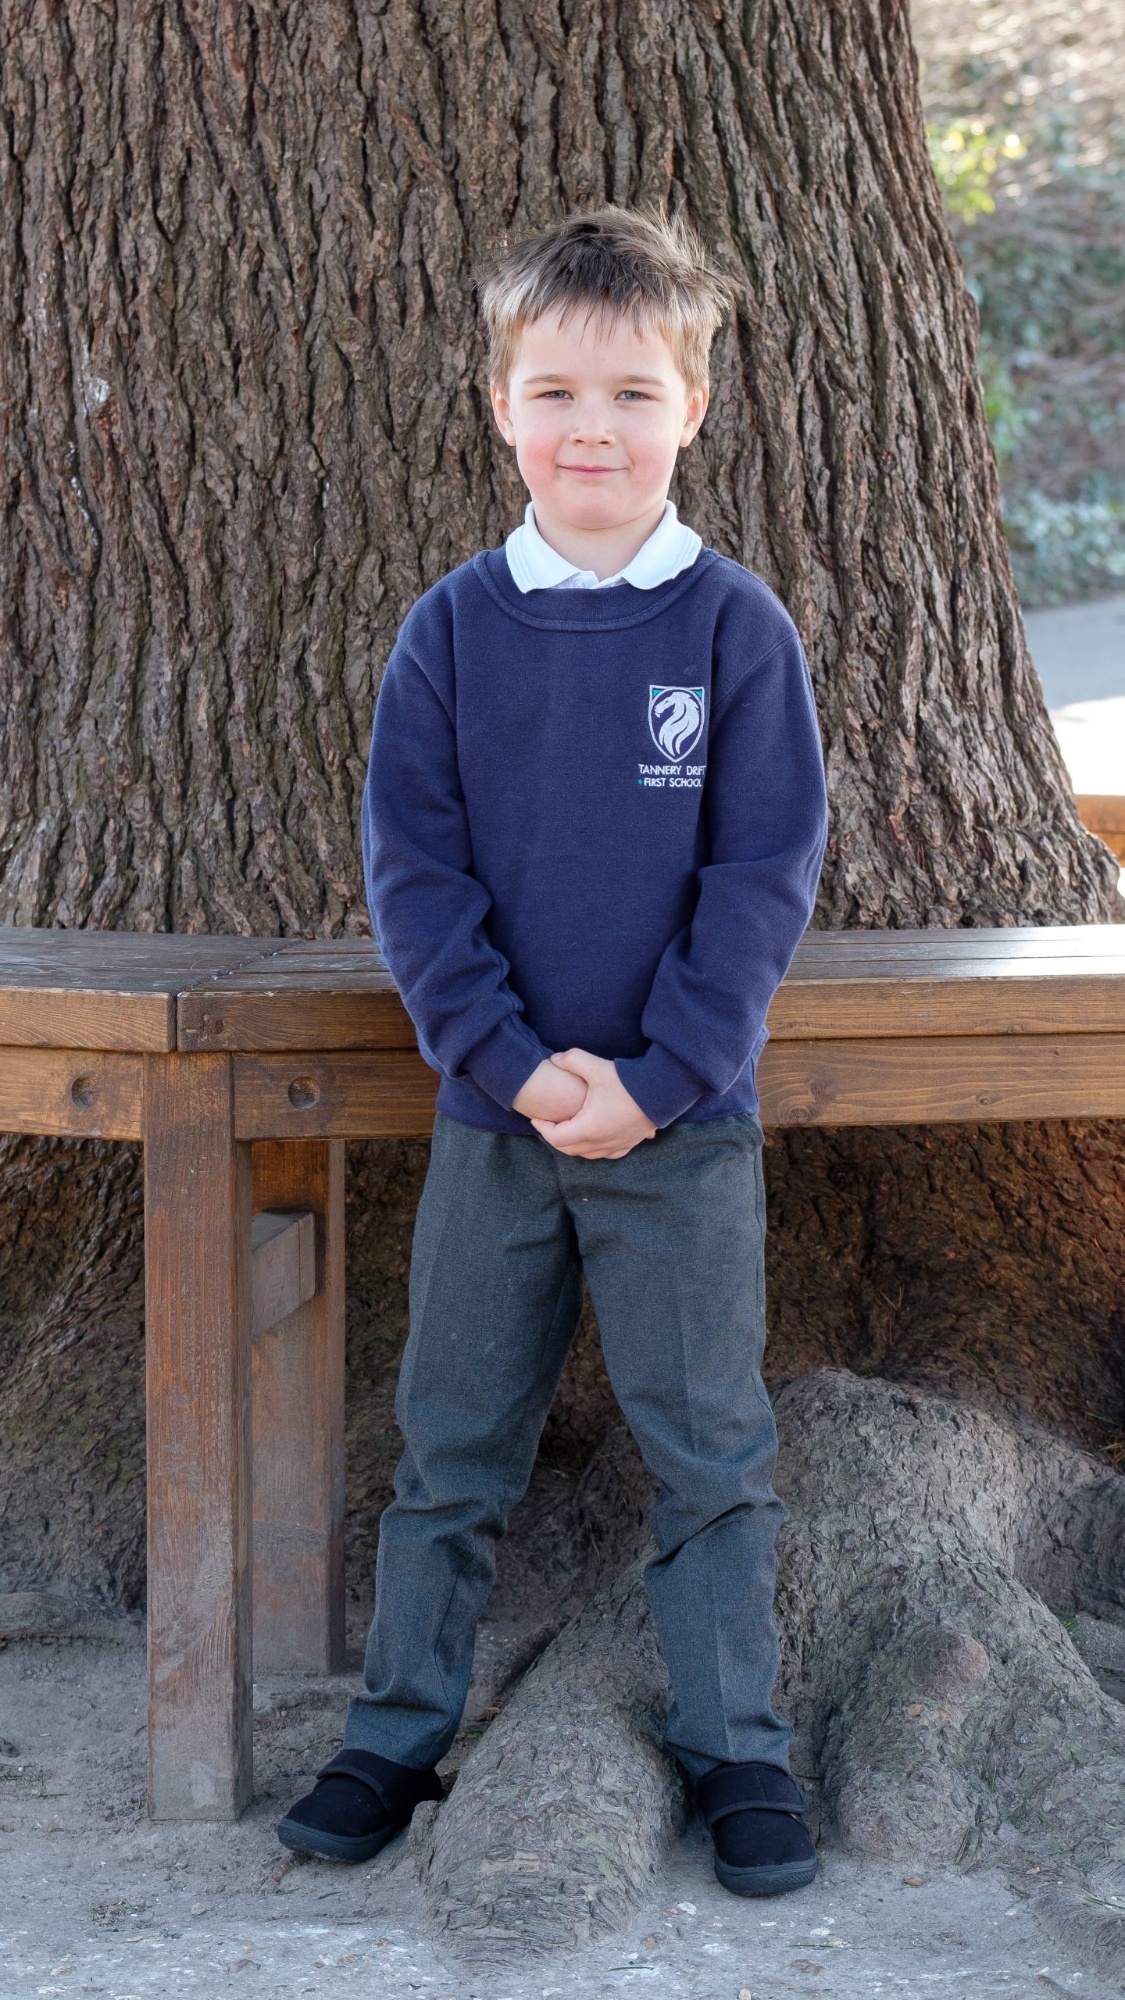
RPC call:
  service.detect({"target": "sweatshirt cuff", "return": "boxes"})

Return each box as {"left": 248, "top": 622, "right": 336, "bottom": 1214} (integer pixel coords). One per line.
{"left": 463, "top": 1015, "right": 552, "bottom": 1111}
{"left": 613, "top": 1043, "right": 705, "bottom": 1128}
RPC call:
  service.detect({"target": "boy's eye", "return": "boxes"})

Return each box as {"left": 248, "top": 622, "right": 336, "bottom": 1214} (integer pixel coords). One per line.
{"left": 534, "top": 388, "right": 650, "bottom": 401}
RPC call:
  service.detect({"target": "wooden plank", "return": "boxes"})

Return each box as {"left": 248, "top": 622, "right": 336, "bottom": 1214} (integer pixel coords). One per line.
{"left": 10, "top": 918, "right": 1125, "bottom": 1061}
{"left": 1076, "top": 797, "right": 1125, "bottom": 861}
{"left": 0, "top": 1049, "right": 143, "bottom": 1139}
{"left": 765, "top": 969, "right": 1125, "bottom": 1041}
{"left": 211, "top": 970, "right": 1125, "bottom": 1055}
{"left": 250, "top": 940, "right": 391, "bottom": 969}
{"left": 231, "top": 1036, "right": 1125, "bottom": 1135}
{"left": 1076, "top": 796, "right": 1125, "bottom": 834}
{"left": 757, "top": 1033, "right": 1125, "bottom": 1127}
{"left": 788, "top": 924, "right": 1125, "bottom": 963}
{"left": 785, "top": 946, "right": 1125, "bottom": 976}
{"left": 200, "top": 955, "right": 1125, "bottom": 1052}
{"left": 778, "top": 958, "right": 1125, "bottom": 988}
{"left": 182, "top": 927, "right": 1125, "bottom": 1052}
{"left": 0, "top": 925, "right": 284, "bottom": 971}
{"left": 233, "top": 1051, "right": 438, "bottom": 1138}
{"left": 0, "top": 930, "right": 285, "bottom": 1051}
{"left": 0, "top": 987, "right": 176, "bottom": 1052}
{"left": 180, "top": 984, "right": 413, "bottom": 1053}
{"left": 250, "top": 1209, "right": 317, "bottom": 1337}
{"left": 179, "top": 938, "right": 410, "bottom": 1052}
{"left": 250, "top": 1143, "right": 346, "bottom": 1674}
{"left": 143, "top": 1054, "right": 253, "bottom": 1821}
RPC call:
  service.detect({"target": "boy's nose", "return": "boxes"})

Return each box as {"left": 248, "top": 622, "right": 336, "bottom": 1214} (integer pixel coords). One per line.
{"left": 570, "top": 414, "right": 615, "bottom": 444}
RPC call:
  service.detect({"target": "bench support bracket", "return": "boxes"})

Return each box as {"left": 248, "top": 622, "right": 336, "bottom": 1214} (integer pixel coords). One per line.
{"left": 250, "top": 1141, "right": 346, "bottom": 1676}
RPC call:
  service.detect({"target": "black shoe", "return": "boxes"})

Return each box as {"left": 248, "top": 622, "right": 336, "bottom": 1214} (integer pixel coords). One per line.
{"left": 697, "top": 1760, "right": 819, "bottom": 1896}
{"left": 277, "top": 1748, "right": 444, "bottom": 1864}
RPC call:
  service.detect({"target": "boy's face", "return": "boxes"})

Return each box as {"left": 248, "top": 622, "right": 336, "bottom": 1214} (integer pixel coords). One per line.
{"left": 490, "top": 306, "right": 708, "bottom": 538}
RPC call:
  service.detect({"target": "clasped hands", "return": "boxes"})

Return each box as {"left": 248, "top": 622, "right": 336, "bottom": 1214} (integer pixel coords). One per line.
{"left": 511, "top": 1050, "right": 657, "bottom": 1159}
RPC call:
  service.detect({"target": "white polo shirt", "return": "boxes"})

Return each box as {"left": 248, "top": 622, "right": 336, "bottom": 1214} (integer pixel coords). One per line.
{"left": 504, "top": 499, "right": 702, "bottom": 593}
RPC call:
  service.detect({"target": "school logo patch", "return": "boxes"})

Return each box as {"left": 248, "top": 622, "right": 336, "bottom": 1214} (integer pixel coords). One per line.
{"left": 649, "top": 685, "right": 705, "bottom": 762}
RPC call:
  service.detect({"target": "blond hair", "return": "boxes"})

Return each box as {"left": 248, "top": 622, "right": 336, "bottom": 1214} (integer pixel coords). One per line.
{"left": 478, "top": 205, "right": 735, "bottom": 393}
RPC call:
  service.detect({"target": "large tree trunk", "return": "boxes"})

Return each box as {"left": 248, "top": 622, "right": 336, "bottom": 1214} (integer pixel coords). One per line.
{"left": 1, "top": 0, "right": 1123, "bottom": 1971}
{"left": 0, "top": 0, "right": 1113, "bottom": 930}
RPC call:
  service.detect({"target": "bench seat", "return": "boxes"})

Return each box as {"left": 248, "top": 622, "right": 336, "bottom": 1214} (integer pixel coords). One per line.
{"left": 2, "top": 920, "right": 1125, "bottom": 1823}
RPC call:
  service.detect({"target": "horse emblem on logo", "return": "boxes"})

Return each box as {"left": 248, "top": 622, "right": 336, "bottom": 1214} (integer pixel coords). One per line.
{"left": 648, "top": 685, "right": 705, "bottom": 762}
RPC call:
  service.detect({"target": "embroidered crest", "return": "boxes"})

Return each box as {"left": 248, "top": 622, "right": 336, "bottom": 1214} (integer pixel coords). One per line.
{"left": 649, "top": 685, "right": 705, "bottom": 762}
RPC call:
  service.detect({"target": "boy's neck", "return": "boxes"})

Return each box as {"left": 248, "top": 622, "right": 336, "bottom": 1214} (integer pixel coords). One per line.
{"left": 528, "top": 497, "right": 670, "bottom": 580}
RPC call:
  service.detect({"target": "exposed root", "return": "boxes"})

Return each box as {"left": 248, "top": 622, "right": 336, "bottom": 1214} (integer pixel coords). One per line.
{"left": 417, "top": 1565, "right": 683, "bottom": 1961}
{"left": 416, "top": 1369, "right": 1125, "bottom": 1968}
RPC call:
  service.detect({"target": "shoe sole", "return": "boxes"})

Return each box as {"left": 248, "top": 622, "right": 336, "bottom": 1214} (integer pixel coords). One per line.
{"left": 276, "top": 1815, "right": 406, "bottom": 1864}
{"left": 714, "top": 1853, "right": 819, "bottom": 1896}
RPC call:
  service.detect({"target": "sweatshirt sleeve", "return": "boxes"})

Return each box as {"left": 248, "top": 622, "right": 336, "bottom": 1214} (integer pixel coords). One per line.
{"left": 613, "top": 620, "right": 828, "bottom": 1127}
{"left": 361, "top": 634, "right": 553, "bottom": 1110}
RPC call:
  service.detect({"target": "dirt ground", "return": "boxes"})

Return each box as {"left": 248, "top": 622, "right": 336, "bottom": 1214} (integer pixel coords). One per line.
{"left": 1, "top": 1633, "right": 1119, "bottom": 2000}
{"left": 3, "top": 1454, "right": 1123, "bottom": 2000}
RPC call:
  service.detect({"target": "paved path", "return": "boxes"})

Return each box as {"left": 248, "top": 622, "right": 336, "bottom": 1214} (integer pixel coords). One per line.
{"left": 1026, "top": 595, "right": 1125, "bottom": 710}
{"left": 1024, "top": 595, "right": 1125, "bottom": 793}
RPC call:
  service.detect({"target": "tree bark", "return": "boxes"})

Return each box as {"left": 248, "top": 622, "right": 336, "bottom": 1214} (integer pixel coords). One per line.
{"left": 429, "top": 1382, "right": 1125, "bottom": 1971}
{"left": 0, "top": 0, "right": 1115, "bottom": 931}
{"left": 1, "top": 0, "right": 1123, "bottom": 1968}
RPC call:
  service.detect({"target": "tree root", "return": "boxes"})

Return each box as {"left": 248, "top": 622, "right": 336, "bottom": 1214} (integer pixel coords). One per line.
{"left": 0, "top": 1592, "right": 142, "bottom": 1646}
{"left": 413, "top": 1564, "right": 684, "bottom": 1960}
{"left": 778, "top": 1370, "right": 1125, "bottom": 1977}
{"left": 416, "top": 1368, "right": 1125, "bottom": 1971}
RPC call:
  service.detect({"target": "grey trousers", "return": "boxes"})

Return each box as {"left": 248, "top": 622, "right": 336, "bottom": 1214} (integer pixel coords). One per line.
{"left": 344, "top": 1109, "right": 794, "bottom": 1780}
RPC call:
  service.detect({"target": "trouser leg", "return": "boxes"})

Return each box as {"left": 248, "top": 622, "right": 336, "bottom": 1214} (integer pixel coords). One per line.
{"left": 564, "top": 1113, "right": 793, "bottom": 1779}
{"left": 344, "top": 1114, "right": 580, "bottom": 1767}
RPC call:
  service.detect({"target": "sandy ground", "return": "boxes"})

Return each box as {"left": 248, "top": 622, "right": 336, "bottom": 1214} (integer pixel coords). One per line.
{"left": 1, "top": 1632, "right": 1122, "bottom": 2000}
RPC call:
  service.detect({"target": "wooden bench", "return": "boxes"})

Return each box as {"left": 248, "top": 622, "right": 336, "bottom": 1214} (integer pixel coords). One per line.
{"left": 1077, "top": 795, "right": 1125, "bottom": 865}
{"left": 4, "top": 920, "right": 1125, "bottom": 1822}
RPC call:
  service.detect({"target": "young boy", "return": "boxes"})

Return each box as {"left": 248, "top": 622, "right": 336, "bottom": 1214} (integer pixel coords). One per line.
{"left": 278, "top": 207, "right": 829, "bottom": 1899}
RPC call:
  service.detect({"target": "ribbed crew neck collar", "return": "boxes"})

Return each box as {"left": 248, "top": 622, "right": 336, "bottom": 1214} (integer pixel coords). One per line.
{"left": 472, "top": 545, "right": 718, "bottom": 630}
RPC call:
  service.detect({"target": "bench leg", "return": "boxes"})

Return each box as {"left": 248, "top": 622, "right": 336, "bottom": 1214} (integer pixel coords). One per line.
{"left": 250, "top": 1140, "right": 346, "bottom": 1673}
{"left": 143, "top": 1054, "right": 253, "bottom": 1821}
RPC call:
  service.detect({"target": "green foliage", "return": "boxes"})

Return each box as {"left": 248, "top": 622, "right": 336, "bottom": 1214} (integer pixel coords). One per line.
{"left": 1003, "top": 490, "right": 1125, "bottom": 607}
{"left": 927, "top": 118, "right": 1025, "bottom": 223}
{"left": 927, "top": 92, "right": 1125, "bottom": 603}
{"left": 959, "top": 160, "right": 1125, "bottom": 361}
{"left": 976, "top": 340, "right": 1031, "bottom": 478}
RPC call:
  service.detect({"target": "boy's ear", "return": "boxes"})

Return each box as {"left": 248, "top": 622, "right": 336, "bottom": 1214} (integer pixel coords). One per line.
{"left": 679, "top": 382, "right": 709, "bottom": 450}
{"left": 490, "top": 379, "right": 517, "bottom": 447}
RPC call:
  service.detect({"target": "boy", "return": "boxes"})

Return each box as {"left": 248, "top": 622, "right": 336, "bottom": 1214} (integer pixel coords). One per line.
{"left": 278, "top": 207, "right": 829, "bottom": 1899}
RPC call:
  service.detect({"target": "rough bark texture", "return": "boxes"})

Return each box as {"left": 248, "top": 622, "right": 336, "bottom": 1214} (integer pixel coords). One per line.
{"left": 0, "top": 0, "right": 1116, "bottom": 929}
{"left": 0, "top": 1136, "right": 145, "bottom": 1607}
{"left": 1, "top": 0, "right": 1124, "bottom": 1970}
{"left": 412, "top": 1564, "right": 686, "bottom": 1957}
{"left": 427, "top": 1378, "right": 1125, "bottom": 1974}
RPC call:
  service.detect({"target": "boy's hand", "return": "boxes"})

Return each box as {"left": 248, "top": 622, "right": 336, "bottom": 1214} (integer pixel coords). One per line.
{"left": 530, "top": 1049, "right": 657, "bottom": 1159}
{"left": 512, "top": 1057, "right": 588, "bottom": 1124}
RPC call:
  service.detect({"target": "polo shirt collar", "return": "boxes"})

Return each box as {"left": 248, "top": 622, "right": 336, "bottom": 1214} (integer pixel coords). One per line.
{"left": 504, "top": 499, "right": 702, "bottom": 593}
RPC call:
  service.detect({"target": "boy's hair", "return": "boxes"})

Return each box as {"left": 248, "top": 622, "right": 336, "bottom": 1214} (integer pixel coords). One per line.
{"left": 479, "top": 205, "right": 736, "bottom": 393}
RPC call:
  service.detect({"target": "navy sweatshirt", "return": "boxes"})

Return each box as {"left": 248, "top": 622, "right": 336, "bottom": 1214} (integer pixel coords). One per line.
{"left": 361, "top": 545, "right": 828, "bottom": 1135}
